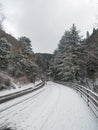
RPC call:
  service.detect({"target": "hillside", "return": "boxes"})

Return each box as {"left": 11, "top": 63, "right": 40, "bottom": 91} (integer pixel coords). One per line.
{"left": 35, "top": 53, "right": 53, "bottom": 79}
{"left": 0, "top": 29, "right": 41, "bottom": 90}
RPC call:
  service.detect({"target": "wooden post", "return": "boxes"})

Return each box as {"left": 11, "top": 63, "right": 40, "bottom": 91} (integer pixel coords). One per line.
{"left": 87, "top": 90, "right": 89, "bottom": 106}
{"left": 81, "top": 92, "right": 82, "bottom": 97}
{"left": 80, "top": 86, "right": 82, "bottom": 97}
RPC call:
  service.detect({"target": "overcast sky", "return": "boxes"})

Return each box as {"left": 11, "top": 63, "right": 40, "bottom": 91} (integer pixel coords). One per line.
{"left": 1, "top": 0, "right": 98, "bottom": 53}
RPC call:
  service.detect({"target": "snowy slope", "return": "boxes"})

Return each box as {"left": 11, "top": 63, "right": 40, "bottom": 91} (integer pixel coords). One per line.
{"left": 0, "top": 81, "right": 98, "bottom": 130}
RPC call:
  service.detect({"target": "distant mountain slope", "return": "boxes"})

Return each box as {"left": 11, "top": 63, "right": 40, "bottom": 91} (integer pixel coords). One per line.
{"left": 35, "top": 53, "right": 53, "bottom": 71}
{"left": 40, "top": 53, "right": 53, "bottom": 60}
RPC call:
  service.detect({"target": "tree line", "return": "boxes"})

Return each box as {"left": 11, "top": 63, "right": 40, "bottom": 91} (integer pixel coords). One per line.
{"left": 50, "top": 24, "right": 98, "bottom": 91}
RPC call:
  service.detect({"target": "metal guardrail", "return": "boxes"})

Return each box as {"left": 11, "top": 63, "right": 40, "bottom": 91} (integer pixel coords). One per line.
{"left": 0, "top": 81, "right": 45, "bottom": 104}
{"left": 72, "top": 83, "right": 98, "bottom": 118}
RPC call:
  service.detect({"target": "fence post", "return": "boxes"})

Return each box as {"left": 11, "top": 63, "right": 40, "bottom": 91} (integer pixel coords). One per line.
{"left": 81, "top": 92, "right": 82, "bottom": 97}
{"left": 87, "top": 90, "right": 89, "bottom": 106}
{"left": 80, "top": 86, "right": 82, "bottom": 97}
{"left": 76, "top": 85, "right": 78, "bottom": 93}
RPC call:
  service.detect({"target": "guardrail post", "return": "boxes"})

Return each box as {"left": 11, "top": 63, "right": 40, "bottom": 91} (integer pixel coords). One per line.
{"left": 80, "top": 86, "right": 82, "bottom": 97}
{"left": 81, "top": 92, "right": 82, "bottom": 97}
{"left": 87, "top": 90, "right": 89, "bottom": 106}
{"left": 76, "top": 85, "right": 78, "bottom": 93}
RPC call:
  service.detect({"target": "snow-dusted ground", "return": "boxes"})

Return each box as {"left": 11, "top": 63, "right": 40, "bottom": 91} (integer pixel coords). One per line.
{"left": 0, "top": 81, "right": 98, "bottom": 130}
{"left": 0, "top": 80, "right": 42, "bottom": 97}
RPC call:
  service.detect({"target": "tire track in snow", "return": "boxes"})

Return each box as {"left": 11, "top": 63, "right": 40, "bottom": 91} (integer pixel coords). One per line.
{"left": 0, "top": 85, "right": 51, "bottom": 129}
{"left": 0, "top": 87, "right": 46, "bottom": 128}
{"left": 40, "top": 85, "right": 61, "bottom": 130}
{"left": 8, "top": 84, "right": 53, "bottom": 130}
{"left": 26, "top": 84, "right": 61, "bottom": 130}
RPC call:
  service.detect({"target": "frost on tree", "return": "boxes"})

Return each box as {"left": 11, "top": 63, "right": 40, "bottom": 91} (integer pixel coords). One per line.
{"left": 52, "top": 24, "right": 86, "bottom": 82}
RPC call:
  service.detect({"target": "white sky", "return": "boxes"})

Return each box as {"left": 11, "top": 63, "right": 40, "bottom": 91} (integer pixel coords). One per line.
{"left": 1, "top": 0, "right": 98, "bottom": 53}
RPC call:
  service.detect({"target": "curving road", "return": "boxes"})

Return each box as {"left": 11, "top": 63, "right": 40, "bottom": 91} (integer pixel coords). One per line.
{"left": 0, "top": 82, "right": 98, "bottom": 130}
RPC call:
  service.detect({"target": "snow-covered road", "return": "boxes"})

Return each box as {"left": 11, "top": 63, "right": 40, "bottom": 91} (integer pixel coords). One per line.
{"left": 0, "top": 82, "right": 98, "bottom": 130}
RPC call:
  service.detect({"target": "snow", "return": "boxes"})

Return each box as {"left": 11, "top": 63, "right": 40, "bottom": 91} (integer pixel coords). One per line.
{"left": 0, "top": 81, "right": 98, "bottom": 130}
{"left": 95, "top": 79, "right": 98, "bottom": 85}
{"left": 0, "top": 80, "right": 42, "bottom": 97}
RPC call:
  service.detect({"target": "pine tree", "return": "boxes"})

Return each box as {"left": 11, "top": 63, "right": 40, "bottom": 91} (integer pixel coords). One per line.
{"left": 53, "top": 24, "right": 84, "bottom": 82}
{"left": 0, "top": 37, "right": 11, "bottom": 70}
{"left": 85, "top": 28, "right": 98, "bottom": 90}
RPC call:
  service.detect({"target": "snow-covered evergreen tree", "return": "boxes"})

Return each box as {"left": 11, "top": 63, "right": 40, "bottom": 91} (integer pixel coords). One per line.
{"left": 0, "top": 37, "right": 11, "bottom": 70}
{"left": 53, "top": 24, "right": 85, "bottom": 82}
